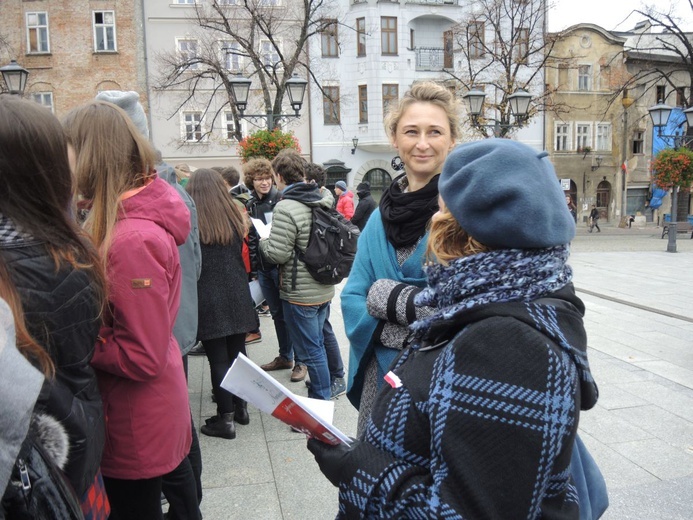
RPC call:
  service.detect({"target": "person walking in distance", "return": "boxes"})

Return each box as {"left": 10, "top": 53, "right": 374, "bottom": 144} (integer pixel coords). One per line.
{"left": 334, "top": 181, "right": 355, "bottom": 220}
{"left": 589, "top": 205, "right": 601, "bottom": 233}
{"left": 351, "top": 181, "right": 378, "bottom": 231}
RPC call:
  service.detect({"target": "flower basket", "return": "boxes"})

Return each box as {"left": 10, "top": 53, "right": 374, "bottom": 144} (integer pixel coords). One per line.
{"left": 651, "top": 148, "right": 693, "bottom": 190}
{"left": 237, "top": 128, "right": 301, "bottom": 163}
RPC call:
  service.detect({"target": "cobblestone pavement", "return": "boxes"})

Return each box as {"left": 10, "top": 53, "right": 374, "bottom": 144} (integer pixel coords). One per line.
{"left": 187, "top": 221, "right": 693, "bottom": 519}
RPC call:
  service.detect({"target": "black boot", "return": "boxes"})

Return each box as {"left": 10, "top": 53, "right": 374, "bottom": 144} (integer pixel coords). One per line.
{"left": 200, "top": 413, "right": 236, "bottom": 439}
{"left": 233, "top": 397, "right": 249, "bottom": 425}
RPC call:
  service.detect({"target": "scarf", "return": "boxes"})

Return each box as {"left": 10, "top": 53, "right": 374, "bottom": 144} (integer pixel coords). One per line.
{"left": 379, "top": 173, "right": 439, "bottom": 248}
{"left": 411, "top": 246, "right": 573, "bottom": 339}
{"left": 0, "top": 213, "right": 33, "bottom": 246}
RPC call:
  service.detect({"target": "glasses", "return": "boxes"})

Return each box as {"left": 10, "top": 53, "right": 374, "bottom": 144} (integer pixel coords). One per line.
{"left": 255, "top": 177, "right": 272, "bottom": 184}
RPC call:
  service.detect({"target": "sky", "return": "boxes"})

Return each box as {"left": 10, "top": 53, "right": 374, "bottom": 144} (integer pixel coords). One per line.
{"left": 548, "top": 0, "right": 692, "bottom": 32}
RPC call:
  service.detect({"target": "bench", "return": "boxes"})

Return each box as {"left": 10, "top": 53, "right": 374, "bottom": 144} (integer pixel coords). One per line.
{"left": 661, "top": 222, "right": 693, "bottom": 239}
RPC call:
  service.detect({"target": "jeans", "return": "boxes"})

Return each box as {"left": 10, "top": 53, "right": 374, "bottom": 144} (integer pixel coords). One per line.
{"left": 203, "top": 334, "right": 246, "bottom": 415}
{"left": 103, "top": 475, "right": 163, "bottom": 520}
{"left": 258, "top": 268, "right": 304, "bottom": 366}
{"left": 282, "top": 300, "right": 331, "bottom": 400}
{"left": 323, "top": 304, "right": 344, "bottom": 380}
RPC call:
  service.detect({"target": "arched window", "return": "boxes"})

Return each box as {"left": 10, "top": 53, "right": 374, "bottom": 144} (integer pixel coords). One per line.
{"left": 363, "top": 168, "right": 392, "bottom": 203}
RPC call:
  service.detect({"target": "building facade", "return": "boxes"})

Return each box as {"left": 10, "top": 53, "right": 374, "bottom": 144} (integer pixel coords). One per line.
{"left": 545, "top": 24, "right": 629, "bottom": 225}
{"left": 0, "top": 1, "right": 146, "bottom": 118}
{"left": 307, "top": 0, "right": 548, "bottom": 198}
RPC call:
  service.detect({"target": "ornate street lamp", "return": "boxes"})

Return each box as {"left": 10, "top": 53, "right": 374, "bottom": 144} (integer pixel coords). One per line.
{"left": 0, "top": 59, "right": 29, "bottom": 96}
{"left": 647, "top": 101, "right": 693, "bottom": 253}
{"left": 228, "top": 73, "right": 307, "bottom": 132}
{"left": 463, "top": 88, "right": 533, "bottom": 137}
{"left": 351, "top": 137, "right": 358, "bottom": 155}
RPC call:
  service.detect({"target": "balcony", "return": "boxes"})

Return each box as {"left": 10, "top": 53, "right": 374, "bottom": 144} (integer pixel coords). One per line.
{"left": 415, "top": 47, "right": 452, "bottom": 71}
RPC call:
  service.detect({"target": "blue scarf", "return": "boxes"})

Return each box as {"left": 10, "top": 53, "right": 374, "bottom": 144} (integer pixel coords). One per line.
{"left": 411, "top": 246, "right": 572, "bottom": 338}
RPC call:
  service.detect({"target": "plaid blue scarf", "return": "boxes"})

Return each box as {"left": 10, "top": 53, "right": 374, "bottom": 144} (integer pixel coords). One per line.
{"left": 411, "top": 245, "right": 572, "bottom": 338}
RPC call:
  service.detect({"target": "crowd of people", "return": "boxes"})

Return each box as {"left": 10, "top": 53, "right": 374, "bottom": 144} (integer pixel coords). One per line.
{"left": 0, "top": 80, "right": 604, "bottom": 520}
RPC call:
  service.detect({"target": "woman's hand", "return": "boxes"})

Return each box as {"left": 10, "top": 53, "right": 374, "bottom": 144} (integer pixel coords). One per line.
{"left": 307, "top": 437, "right": 361, "bottom": 487}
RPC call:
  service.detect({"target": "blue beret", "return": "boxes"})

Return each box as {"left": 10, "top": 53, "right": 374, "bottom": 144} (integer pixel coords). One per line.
{"left": 439, "top": 139, "right": 575, "bottom": 249}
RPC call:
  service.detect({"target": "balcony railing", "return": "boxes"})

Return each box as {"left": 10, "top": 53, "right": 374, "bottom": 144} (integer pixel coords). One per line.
{"left": 415, "top": 47, "right": 452, "bottom": 71}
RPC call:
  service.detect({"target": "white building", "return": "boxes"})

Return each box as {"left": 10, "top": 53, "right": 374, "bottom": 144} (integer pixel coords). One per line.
{"left": 307, "top": 0, "right": 548, "bottom": 196}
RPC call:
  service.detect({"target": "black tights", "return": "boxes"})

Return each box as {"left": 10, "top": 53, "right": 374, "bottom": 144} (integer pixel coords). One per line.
{"left": 103, "top": 475, "right": 163, "bottom": 520}
{"left": 203, "top": 334, "right": 246, "bottom": 414}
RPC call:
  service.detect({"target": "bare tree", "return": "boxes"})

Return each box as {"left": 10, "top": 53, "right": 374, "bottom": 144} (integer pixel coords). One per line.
{"left": 445, "top": 0, "right": 557, "bottom": 137}
{"left": 614, "top": 2, "right": 693, "bottom": 107}
{"left": 154, "top": 0, "right": 336, "bottom": 142}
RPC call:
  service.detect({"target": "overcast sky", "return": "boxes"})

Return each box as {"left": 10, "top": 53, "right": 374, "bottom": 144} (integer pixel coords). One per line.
{"left": 548, "top": 0, "right": 692, "bottom": 32}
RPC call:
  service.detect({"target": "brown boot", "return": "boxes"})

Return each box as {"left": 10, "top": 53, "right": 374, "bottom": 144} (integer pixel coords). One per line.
{"left": 260, "top": 356, "right": 293, "bottom": 371}
{"left": 200, "top": 413, "right": 236, "bottom": 439}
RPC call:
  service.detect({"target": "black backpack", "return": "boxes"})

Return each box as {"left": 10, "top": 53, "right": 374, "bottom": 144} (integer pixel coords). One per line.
{"left": 292, "top": 206, "right": 360, "bottom": 288}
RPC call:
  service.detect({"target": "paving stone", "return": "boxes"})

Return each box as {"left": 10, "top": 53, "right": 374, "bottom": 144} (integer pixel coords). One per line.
{"left": 608, "top": 439, "right": 693, "bottom": 481}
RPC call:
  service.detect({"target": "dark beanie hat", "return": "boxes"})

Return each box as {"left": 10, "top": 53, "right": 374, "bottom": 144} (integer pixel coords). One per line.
{"left": 439, "top": 139, "right": 575, "bottom": 249}
{"left": 356, "top": 181, "right": 371, "bottom": 193}
{"left": 335, "top": 180, "right": 347, "bottom": 191}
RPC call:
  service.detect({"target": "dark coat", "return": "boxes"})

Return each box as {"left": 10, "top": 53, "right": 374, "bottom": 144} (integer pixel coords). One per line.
{"left": 352, "top": 190, "right": 377, "bottom": 231}
{"left": 0, "top": 241, "right": 104, "bottom": 496}
{"left": 338, "top": 285, "right": 595, "bottom": 519}
{"left": 246, "top": 186, "right": 280, "bottom": 273}
{"left": 197, "top": 239, "right": 258, "bottom": 341}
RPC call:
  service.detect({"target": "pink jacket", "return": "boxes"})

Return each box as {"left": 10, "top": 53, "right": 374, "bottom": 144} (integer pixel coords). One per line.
{"left": 337, "top": 190, "right": 355, "bottom": 220}
{"left": 91, "top": 177, "right": 192, "bottom": 480}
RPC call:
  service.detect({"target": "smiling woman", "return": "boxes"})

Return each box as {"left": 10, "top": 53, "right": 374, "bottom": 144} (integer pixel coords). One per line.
{"left": 341, "top": 82, "right": 462, "bottom": 436}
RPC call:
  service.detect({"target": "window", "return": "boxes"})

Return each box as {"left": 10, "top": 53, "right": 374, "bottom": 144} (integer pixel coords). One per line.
{"left": 31, "top": 92, "right": 53, "bottom": 112}
{"left": 675, "top": 87, "right": 686, "bottom": 107}
{"left": 93, "top": 11, "right": 116, "bottom": 52}
{"left": 218, "top": 0, "right": 239, "bottom": 4}
{"left": 260, "top": 40, "right": 280, "bottom": 68}
{"left": 220, "top": 41, "right": 242, "bottom": 72}
{"left": 323, "top": 86, "right": 340, "bottom": 125}
{"left": 175, "top": 0, "right": 196, "bottom": 4}
{"left": 515, "top": 28, "right": 529, "bottom": 63}
{"left": 382, "top": 84, "right": 398, "bottom": 116}
{"left": 356, "top": 18, "right": 366, "bottom": 57}
{"left": 468, "top": 21, "right": 484, "bottom": 59}
{"left": 321, "top": 20, "right": 338, "bottom": 58}
{"left": 358, "top": 85, "right": 368, "bottom": 124}
{"left": 258, "top": 0, "right": 280, "bottom": 6}
{"left": 655, "top": 85, "right": 666, "bottom": 103}
{"left": 555, "top": 124, "right": 569, "bottom": 151}
{"left": 596, "top": 124, "right": 611, "bottom": 151}
{"left": 222, "top": 112, "right": 246, "bottom": 140}
{"left": 26, "top": 12, "right": 49, "bottom": 53}
{"left": 381, "top": 17, "right": 397, "bottom": 56}
{"left": 182, "top": 112, "right": 203, "bottom": 142}
{"left": 576, "top": 123, "right": 591, "bottom": 150}
{"left": 177, "top": 39, "right": 199, "bottom": 69}
{"left": 578, "top": 65, "right": 591, "bottom": 91}
{"left": 632, "top": 131, "right": 644, "bottom": 154}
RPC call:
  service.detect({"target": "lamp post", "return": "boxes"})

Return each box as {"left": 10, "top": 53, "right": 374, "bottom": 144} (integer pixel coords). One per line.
{"left": 351, "top": 137, "right": 358, "bottom": 155}
{"left": 647, "top": 102, "right": 693, "bottom": 253}
{"left": 621, "top": 96, "right": 634, "bottom": 225}
{"left": 462, "top": 88, "right": 532, "bottom": 138}
{"left": 0, "top": 59, "right": 29, "bottom": 96}
{"left": 227, "top": 73, "right": 308, "bottom": 133}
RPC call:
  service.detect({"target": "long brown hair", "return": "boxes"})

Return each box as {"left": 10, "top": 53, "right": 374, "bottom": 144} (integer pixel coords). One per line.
{"left": 0, "top": 96, "right": 106, "bottom": 376}
{"left": 426, "top": 206, "right": 491, "bottom": 265}
{"left": 185, "top": 169, "right": 247, "bottom": 245}
{"left": 62, "top": 100, "right": 157, "bottom": 255}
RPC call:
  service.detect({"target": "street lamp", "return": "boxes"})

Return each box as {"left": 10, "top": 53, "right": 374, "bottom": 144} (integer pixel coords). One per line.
{"left": 351, "top": 137, "right": 358, "bottom": 155}
{"left": 647, "top": 101, "right": 693, "bottom": 253}
{"left": 0, "top": 59, "right": 29, "bottom": 96}
{"left": 228, "top": 73, "right": 308, "bottom": 132}
{"left": 463, "top": 88, "right": 532, "bottom": 137}
{"left": 621, "top": 96, "right": 634, "bottom": 225}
